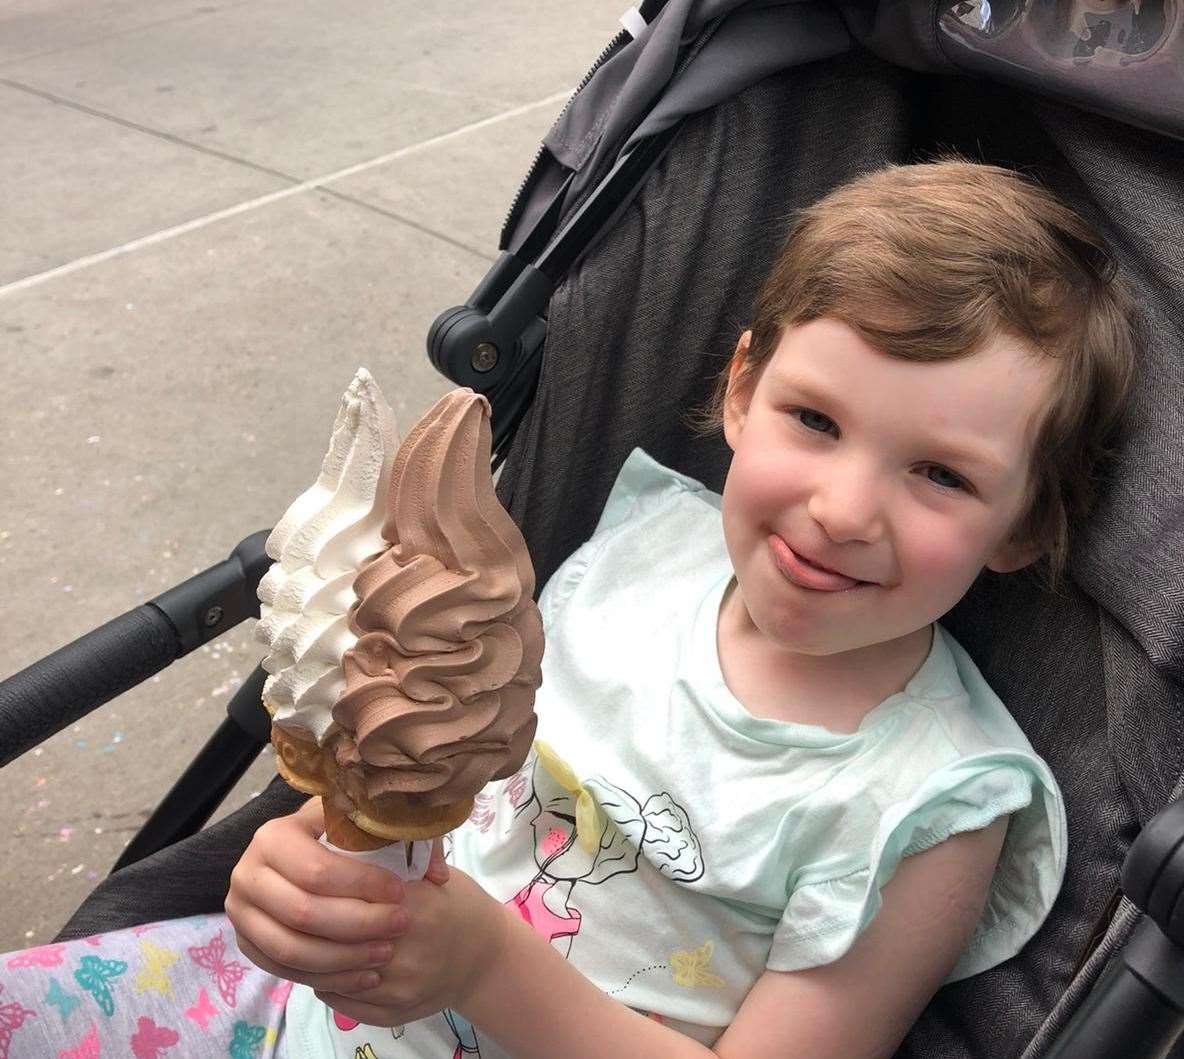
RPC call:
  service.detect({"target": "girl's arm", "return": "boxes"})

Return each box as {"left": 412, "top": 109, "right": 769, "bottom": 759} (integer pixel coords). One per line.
{"left": 714, "top": 816, "right": 1010, "bottom": 1059}
{"left": 459, "top": 816, "right": 1010, "bottom": 1059}
{"left": 459, "top": 901, "right": 715, "bottom": 1059}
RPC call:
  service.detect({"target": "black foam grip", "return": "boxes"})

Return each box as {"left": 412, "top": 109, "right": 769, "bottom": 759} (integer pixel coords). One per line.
{"left": 0, "top": 604, "right": 179, "bottom": 767}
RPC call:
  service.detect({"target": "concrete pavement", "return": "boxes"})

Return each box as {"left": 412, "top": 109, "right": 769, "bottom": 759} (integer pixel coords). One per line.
{"left": 0, "top": 0, "right": 625, "bottom": 952}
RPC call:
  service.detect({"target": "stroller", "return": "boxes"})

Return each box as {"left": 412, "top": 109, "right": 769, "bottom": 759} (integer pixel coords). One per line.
{"left": 1, "top": 0, "right": 1182, "bottom": 1054}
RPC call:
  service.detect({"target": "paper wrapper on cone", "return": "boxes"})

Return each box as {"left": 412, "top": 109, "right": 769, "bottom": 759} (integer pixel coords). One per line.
{"left": 317, "top": 834, "right": 434, "bottom": 882}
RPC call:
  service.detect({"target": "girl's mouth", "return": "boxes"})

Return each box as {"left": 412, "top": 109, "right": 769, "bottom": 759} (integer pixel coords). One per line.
{"left": 769, "top": 535, "right": 870, "bottom": 592}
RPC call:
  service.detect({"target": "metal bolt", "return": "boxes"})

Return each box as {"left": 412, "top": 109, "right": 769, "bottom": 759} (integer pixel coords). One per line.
{"left": 203, "top": 606, "right": 223, "bottom": 628}
{"left": 471, "top": 342, "right": 499, "bottom": 373}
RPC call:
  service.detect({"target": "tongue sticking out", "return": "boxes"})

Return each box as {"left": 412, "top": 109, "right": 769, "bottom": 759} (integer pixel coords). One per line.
{"left": 769, "top": 535, "right": 862, "bottom": 591}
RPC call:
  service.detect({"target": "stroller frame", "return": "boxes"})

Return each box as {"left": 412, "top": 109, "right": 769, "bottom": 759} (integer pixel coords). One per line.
{"left": 2, "top": 1, "right": 1182, "bottom": 1054}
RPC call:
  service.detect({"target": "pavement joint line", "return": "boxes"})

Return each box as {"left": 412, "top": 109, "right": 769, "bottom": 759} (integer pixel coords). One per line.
{"left": 317, "top": 188, "right": 495, "bottom": 263}
{"left": 0, "top": 86, "right": 572, "bottom": 300}
{"left": 4, "top": 74, "right": 496, "bottom": 257}
{"left": 0, "top": 76, "right": 303, "bottom": 185}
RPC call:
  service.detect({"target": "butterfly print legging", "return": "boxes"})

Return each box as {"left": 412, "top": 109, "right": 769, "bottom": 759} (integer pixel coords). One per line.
{"left": 0, "top": 913, "right": 292, "bottom": 1058}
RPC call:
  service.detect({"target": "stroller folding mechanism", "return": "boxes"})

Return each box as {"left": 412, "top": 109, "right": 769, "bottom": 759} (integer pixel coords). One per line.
{"left": 2, "top": 0, "right": 1182, "bottom": 1055}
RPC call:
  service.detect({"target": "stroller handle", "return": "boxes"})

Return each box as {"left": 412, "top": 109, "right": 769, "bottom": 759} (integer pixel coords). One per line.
{"left": 0, "top": 604, "right": 179, "bottom": 768}
{"left": 0, "top": 529, "right": 271, "bottom": 769}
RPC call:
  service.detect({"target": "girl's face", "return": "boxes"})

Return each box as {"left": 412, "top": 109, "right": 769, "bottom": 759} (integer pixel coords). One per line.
{"left": 530, "top": 795, "right": 595, "bottom": 880}
{"left": 720, "top": 317, "right": 1057, "bottom": 662}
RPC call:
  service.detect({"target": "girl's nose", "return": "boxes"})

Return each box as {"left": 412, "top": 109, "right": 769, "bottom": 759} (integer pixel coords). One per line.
{"left": 805, "top": 463, "right": 886, "bottom": 545}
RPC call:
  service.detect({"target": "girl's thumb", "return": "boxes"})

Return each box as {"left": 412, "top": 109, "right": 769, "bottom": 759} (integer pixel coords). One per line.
{"left": 425, "top": 837, "right": 450, "bottom": 885}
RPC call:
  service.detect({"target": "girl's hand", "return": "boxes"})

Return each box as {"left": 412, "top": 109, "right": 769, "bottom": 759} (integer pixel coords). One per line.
{"left": 314, "top": 862, "right": 511, "bottom": 1027}
{"left": 224, "top": 797, "right": 450, "bottom": 996}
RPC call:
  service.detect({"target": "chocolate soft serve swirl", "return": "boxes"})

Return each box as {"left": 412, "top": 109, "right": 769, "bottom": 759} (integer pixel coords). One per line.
{"left": 332, "top": 389, "right": 543, "bottom": 812}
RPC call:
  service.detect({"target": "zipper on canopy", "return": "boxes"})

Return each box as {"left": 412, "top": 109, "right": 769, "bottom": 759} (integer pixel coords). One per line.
{"left": 500, "top": 26, "right": 631, "bottom": 251}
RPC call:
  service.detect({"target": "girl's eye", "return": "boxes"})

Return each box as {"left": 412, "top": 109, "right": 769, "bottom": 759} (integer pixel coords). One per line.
{"left": 792, "top": 408, "right": 837, "bottom": 435}
{"left": 925, "top": 465, "right": 968, "bottom": 492}
{"left": 790, "top": 407, "right": 975, "bottom": 497}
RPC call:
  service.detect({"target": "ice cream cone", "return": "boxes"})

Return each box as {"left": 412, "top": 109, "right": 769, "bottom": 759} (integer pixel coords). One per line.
{"left": 341, "top": 791, "right": 475, "bottom": 843}
{"left": 257, "top": 376, "right": 542, "bottom": 865}
{"left": 270, "top": 721, "right": 334, "bottom": 797}
{"left": 320, "top": 796, "right": 395, "bottom": 852}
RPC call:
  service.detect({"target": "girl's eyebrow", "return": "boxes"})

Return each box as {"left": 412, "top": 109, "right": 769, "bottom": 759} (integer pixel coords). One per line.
{"left": 932, "top": 442, "right": 1009, "bottom": 480}
{"left": 771, "top": 371, "right": 849, "bottom": 416}
{"left": 772, "top": 372, "right": 1011, "bottom": 478}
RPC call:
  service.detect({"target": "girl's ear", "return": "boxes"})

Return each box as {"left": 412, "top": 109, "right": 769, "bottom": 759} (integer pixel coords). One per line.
{"left": 723, "top": 331, "right": 754, "bottom": 451}
{"left": 984, "top": 535, "right": 1045, "bottom": 574}
{"left": 986, "top": 498, "right": 1050, "bottom": 574}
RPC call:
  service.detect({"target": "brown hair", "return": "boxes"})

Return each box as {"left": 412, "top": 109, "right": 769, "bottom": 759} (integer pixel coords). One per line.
{"left": 686, "top": 157, "right": 1140, "bottom": 596}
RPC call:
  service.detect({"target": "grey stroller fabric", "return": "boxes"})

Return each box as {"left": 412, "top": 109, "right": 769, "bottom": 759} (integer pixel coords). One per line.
{"left": 56, "top": 37, "right": 1184, "bottom": 1059}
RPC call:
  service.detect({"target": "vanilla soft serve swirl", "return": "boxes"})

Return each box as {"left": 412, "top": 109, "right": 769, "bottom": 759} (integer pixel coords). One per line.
{"left": 255, "top": 368, "right": 398, "bottom": 743}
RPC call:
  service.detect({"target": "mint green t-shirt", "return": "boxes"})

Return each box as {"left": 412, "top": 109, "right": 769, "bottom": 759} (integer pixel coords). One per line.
{"left": 286, "top": 447, "right": 1067, "bottom": 1057}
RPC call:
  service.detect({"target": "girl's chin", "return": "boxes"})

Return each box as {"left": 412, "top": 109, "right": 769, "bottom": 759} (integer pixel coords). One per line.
{"left": 745, "top": 602, "right": 841, "bottom": 651}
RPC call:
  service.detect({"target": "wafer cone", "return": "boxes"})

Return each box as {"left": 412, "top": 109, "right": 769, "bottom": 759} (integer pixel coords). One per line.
{"left": 271, "top": 715, "right": 474, "bottom": 844}
{"left": 339, "top": 789, "right": 475, "bottom": 844}
{"left": 328, "top": 755, "right": 475, "bottom": 842}
{"left": 320, "top": 796, "right": 394, "bottom": 852}
{"left": 270, "top": 720, "right": 334, "bottom": 797}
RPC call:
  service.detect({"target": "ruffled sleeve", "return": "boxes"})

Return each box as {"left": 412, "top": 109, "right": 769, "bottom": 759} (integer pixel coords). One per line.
{"left": 593, "top": 447, "right": 720, "bottom": 538}
{"left": 539, "top": 447, "right": 718, "bottom": 627}
{"left": 767, "top": 753, "right": 1067, "bottom": 983}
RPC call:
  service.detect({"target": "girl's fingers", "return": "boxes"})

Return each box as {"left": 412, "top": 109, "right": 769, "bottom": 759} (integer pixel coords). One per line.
{"left": 247, "top": 865, "right": 406, "bottom": 944}
{"left": 314, "top": 990, "right": 403, "bottom": 1029}
{"left": 258, "top": 818, "right": 405, "bottom": 904}
{"left": 235, "top": 933, "right": 384, "bottom": 996}
{"left": 225, "top": 894, "right": 396, "bottom": 975}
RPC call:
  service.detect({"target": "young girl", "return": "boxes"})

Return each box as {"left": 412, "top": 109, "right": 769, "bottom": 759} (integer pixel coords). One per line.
{"left": 0, "top": 159, "right": 1138, "bottom": 1058}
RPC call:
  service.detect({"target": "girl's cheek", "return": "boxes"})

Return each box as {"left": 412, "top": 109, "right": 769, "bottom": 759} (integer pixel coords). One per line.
{"left": 540, "top": 828, "right": 569, "bottom": 857}
{"left": 895, "top": 528, "right": 989, "bottom": 615}
{"left": 900, "top": 521, "right": 967, "bottom": 576}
